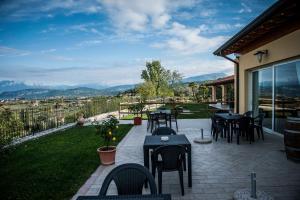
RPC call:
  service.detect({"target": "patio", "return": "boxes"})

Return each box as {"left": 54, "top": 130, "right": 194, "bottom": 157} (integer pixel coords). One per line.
{"left": 73, "top": 119, "right": 300, "bottom": 200}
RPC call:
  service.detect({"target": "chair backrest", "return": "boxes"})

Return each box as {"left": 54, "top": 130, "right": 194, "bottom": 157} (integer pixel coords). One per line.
{"left": 152, "top": 145, "right": 186, "bottom": 171}
{"left": 99, "top": 163, "right": 157, "bottom": 196}
{"left": 152, "top": 127, "right": 177, "bottom": 135}
{"left": 243, "top": 111, "right": 253, "bottom": 117}
{"left": 238, "top": 116, "right": 251, "bottom": 130}
{"left": 257, "top": 113, "right": 265, "bottom": 126}
{"left": 171, "top": 109, "right": 179, "bottom": 118}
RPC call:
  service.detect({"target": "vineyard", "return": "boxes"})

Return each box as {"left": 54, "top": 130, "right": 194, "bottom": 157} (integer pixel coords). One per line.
{"left": 0, "top": 97, "right": 120, "bottom": 147}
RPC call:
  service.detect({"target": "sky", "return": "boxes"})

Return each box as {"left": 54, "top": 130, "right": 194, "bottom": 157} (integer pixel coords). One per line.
{"left": 0, "top": 0, "right": 276, "bottom": 86}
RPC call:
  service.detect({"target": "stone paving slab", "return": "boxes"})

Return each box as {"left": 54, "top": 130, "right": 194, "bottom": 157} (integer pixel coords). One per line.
{"left": 73, "top": 119, "right": 300, "bottom": 200}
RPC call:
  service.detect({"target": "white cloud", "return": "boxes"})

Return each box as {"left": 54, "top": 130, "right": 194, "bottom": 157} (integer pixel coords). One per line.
{"left": 77, "top": 40, "right": 102, "bottom": 47}
{"left": 1, "top": 0, "right": 103, "bottom": 20}
{"left": 0, "top": 46, "right": 31, "bottom": 57}
{"left": 40, "top": 48, "right": 57, "bottom": 54}
{"left": 152, "top": 22, "right": 227, "bottom": 55}
{"left": 199, "top": 9, "right": 217, "bottom": 17}
{"left": 238, "top": 3, "right": 252, "bottom": 13}
{"left": 101, "top": 0, "right": 196, "bottom": 31}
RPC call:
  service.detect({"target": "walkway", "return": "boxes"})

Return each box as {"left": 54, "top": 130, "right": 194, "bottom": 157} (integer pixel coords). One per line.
{"left": 73, "top": 119, "right": 300, "bottom": 200}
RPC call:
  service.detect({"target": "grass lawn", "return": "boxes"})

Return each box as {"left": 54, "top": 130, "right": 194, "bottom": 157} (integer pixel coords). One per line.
{"left": 162, "top": 103, "right": 213, "bottom": 119}
{"left": 0, "top": 124, "right": 133, "bottom": 200}
{"left": 120, "top": 103, "right": 213, "bottom": 120}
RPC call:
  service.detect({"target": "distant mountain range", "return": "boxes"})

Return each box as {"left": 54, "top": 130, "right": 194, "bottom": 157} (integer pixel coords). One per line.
{"left": 182, "top": 72, "right": 226, "bottom": 83}
{"left": 0, "top": 72, "right": 229, "bottom": 100}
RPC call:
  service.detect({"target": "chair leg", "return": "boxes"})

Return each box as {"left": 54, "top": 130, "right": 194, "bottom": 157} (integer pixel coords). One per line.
{"left": 175, "top": 120, "right": 178, "bottom": 132}
{"left": 158, "top": 170, "right": 162, "bottom": 194}
{"left": 183, "top": 155, "right": 186, "bottom": 171}
{"left": 256, "top": 126, "right": 260, "bottom": 139}
{"left": 237, "top": 130, "right": 240, "bottom": 145}
{"left": 178, "top": 169, "right": 184, "bottom": 196}
{"left": 260, "top": 127, "right": 264, "bottom": 140}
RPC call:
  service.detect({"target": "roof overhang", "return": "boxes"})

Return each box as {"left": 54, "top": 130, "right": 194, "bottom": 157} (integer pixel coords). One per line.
{"left": 214, "top": 0, "right": 300, "bottom": 56}
{"left": 205, "top": 75, "right": 234, "bottom": 86}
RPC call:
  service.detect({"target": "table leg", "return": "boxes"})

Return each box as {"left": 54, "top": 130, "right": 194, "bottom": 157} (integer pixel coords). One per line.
{"left": 227, "top": 121, "right": 231, "bottom": 143}
{"left": 143, "top": 146, "right": 149, "bottom": 188}
{"left": 187, "top": 145, "right": 192, "bottom": 187}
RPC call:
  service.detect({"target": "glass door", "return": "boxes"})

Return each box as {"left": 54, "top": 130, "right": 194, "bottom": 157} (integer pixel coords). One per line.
{"left": 274, "top": 60, "right": 300, "bottom": 133}
{"left": 251, "top": 59, "right": 300, "bottom": 134}
{"left": 252, "top": 68, "right": 273, "bottom": 130}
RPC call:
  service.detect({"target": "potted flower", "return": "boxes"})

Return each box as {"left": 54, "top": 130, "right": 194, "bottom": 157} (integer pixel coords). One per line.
{"left": 128, "top": 103, "right": 144, "bottom": 125}
{"left": 93, "top": 115, "right": 119, "bottom": 165}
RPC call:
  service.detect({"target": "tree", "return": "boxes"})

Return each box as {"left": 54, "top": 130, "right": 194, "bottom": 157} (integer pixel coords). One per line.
{"left": 188, "top": 82, "right": 198, "bottom": 100}
{"left": 196, "top": 85, "right": 210, "bottom": 102}
{"left": 137, "top": 81, "right": 156, "bottom": 101}
{"left": 140, "top": 61, "right": 173, "bottom": 98}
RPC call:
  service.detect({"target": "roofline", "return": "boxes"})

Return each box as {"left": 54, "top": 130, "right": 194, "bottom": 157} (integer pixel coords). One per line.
{"left": 213, "top": 0, "right": 286, "bottom": 56}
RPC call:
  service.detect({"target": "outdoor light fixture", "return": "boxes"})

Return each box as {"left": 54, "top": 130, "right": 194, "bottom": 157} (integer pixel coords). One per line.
{"left": 254, "top": 50, "right": 268, "bottom": 63}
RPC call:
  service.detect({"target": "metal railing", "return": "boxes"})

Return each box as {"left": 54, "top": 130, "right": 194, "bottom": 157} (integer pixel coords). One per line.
{"left": 0, "top": 98, "right": 120, "bottom": 141}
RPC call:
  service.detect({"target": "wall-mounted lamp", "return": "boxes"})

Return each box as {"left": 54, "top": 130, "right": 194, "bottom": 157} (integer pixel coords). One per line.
{"left": 234, "top": 53, "right": 241, "bottom": 60}
{"left": 254, "top": 50, "right": 268, "bottom": 63}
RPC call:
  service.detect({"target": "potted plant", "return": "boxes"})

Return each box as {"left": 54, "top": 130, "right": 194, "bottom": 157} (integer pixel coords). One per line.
{"left": 93, "top": 115, "right": 119, "bottom": 165}
{"left": 128, "top": 103, "right": 144, "bottom": 125}
{"left": 77, "top": 112, "right": 85, "bottom": 126}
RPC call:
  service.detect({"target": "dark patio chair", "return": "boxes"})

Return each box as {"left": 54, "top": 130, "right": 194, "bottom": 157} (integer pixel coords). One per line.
{"left": 146, "top": 110, "right": 156, "bottom": 132}
{"left": 99, "top": 163, "right": 157, "bottom": 196}
{"left": 211, "top": 115, "right": 226, "bottom": 141}
{"left": 253, "top": 113, "right": 265, "bottom": 140}
{"left": 153, "top": 112, "right": 168, "bottom": 130}
{"left": 170, "top": 109, "right": 179, "bottom": 131}
{"left": 243, "top": 111, "right": 253, "bottom": 117}
{"left": 152, "top": 127, "right": 176, "bottom": 136}
{"left": 232, "top": 116, "right": 251, "bottom": 144}
{"left": 151, "top": 145, "right": 186, "bottom": 196}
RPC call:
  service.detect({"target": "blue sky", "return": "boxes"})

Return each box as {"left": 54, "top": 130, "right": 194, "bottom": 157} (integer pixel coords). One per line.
{"left": 0, "top": 0, "right": 276, "bottom": 86}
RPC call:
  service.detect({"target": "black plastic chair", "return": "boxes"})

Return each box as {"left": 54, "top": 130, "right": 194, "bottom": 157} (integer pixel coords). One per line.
{"left": 170, "top": 109, "right": 179, "bottom": 131}
{"left": 243, "top": 111, "right": 253, "bottom": 117}
{"left": 152, "top": 127, "right": 177, "bottom": 136}
{"left": 211, "top": 115, "right": 226, "bottom": 141}
{"left": 151, "top": 145, "right": 186, "bottom": 196}
{"left": 146, "top": 110, "right": 155, "bottom": 132}
{"left": 253, "top": 113, "right": 265, "bottom": 140}
{"left": 153, "top": 112, "right": 168, "bottom": 131}
{"left": 233, "top": 116, "right": 251, "bottom": 144}
{"left": 99, "top": 163, "right": 157, "bottom": 196}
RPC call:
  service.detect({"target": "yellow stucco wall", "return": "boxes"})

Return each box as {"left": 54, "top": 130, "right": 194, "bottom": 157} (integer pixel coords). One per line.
{"left": 237, "top": 29, "right": 300, "bottom": 113}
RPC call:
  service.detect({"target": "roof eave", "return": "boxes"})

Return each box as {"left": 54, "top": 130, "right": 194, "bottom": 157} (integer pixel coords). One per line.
{"left": 213, "top": 0, "right": 286, "bottom": 56}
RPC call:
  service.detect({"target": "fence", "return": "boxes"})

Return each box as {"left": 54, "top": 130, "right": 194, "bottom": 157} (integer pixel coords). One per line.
{"left": 0, "top": 98, "right": 120, "bottom": 141}
{"left": 119, "top": 101, "right": 233, "bottom": 119}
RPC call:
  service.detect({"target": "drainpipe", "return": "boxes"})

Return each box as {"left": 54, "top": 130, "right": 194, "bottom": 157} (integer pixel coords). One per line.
{"left": 220, "top": 53, "right": 239, "bottom": 113}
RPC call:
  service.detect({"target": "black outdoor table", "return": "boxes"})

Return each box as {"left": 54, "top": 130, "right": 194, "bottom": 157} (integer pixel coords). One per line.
{"left": 76, "top": 194, "right": 171, "bottom": 200}
{"left": 214, "top": 113, "right": 254, "bottom": 143}
{"left": 143, "top": 135, "right": 192, "bottom": 187}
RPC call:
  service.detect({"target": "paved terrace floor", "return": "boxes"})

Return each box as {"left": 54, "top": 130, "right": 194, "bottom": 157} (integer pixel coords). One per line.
{"left": 73, "top": 119, "right": 300, "bottom": 200}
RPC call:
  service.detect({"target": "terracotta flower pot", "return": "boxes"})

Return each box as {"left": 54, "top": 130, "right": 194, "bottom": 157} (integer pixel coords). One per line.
{"left": 97, "top": 146, "right": 116, "bottom": 165}
{"left": 77, "top": 117, "right": 85, "bottom": 126}
{"left": 134, "top": 117, "right": 142, "bottom": 125}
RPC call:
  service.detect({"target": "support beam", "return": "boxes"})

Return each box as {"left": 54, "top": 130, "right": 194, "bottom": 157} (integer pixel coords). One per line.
{"left": 221, "top": 84, "right": 227, "bottom": 103}
{"left": 210, "top": 86, "right": 217, "bottom": 102}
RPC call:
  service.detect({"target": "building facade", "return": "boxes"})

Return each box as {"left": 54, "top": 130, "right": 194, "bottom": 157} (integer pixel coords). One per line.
{"left": 214, "top": 0, "right": 300, "bottom": 134}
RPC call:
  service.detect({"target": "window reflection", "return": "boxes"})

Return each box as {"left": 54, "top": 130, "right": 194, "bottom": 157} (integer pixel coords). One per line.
{"left": 275, "top": 61, "right": 300, "bottom": 133}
